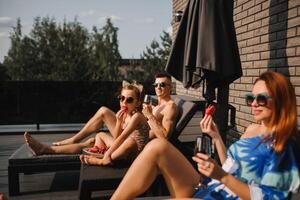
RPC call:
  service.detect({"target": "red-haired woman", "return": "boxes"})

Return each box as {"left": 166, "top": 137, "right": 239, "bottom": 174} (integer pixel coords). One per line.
{"left": 111, "top": 71, "right": 300, "bottom": 200}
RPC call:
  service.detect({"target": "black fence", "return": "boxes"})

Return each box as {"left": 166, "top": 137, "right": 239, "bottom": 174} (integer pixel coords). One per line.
{"left": 0, "top": 81, "right": 155, "bottom": 125}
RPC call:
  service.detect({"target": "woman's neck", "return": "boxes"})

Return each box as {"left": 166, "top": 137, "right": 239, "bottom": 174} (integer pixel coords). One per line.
{"left": 259, "top": 121, "right": 274, "bottom": 136}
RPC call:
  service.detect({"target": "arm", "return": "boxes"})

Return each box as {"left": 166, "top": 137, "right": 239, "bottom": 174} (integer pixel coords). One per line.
{"left": 104, "top": 113, "right": 143, "bottom": 162}
{"left": 111, "top": 110, "right": 126, "bottom": 138}
{"left": 194, "top": 141, "right": 298, "bottom": 200}
{"left": 144, "top": 103, "right": 178, "bottom": 139}
{"left": 193, "top": 153, "right": 251, "bottom": 200}
{"left": 200, "top": 114, "right": 227, "bottom": 164}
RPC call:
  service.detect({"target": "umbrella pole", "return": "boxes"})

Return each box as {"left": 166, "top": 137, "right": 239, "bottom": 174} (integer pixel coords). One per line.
{"left": 215, "top": 84, "right": 229, "bottom": 146}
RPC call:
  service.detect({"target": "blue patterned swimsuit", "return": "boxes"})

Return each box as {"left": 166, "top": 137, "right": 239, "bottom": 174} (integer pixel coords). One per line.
{"left": 193, "top": 135, "right": 300, "bottom": 199}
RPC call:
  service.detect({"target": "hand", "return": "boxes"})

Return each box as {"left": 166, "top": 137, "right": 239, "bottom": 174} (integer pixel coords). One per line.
{"left": 192, "top": 153, "right": 227, "bottom": 181}
{"left": 116, "top": 109, "right": 127, "bottom": 124}
{"left": 102, "top": 153, "right": 113, "bottom": 165}
{"left": 142, "top": 103, "right": 153, "bottom": 119}
{"left": 199, "top": 114, "right": 220, "bottom": 140}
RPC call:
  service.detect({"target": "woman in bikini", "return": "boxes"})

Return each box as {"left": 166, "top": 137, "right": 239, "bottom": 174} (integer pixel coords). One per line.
{"left": 24, "top": 81, "right": 150, "bottom": 166}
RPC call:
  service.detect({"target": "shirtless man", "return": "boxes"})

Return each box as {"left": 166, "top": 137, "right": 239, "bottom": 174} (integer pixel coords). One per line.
{"left": 53, "top": 72, "right": 178, "bottom": 146}
{"left": 142, "top": 73, "right": 178, "bottom": 139}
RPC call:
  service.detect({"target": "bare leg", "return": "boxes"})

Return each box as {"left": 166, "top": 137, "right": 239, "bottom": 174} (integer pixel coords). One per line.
{"left": 24, "top": 132, "right": 95, "bottom": 155}
{"left": 111, "top": 137, "right": 139, "bottom": 161}
{"left": 111, "top": 139, "right": 200, "bottom": 200}
{"left": 80, "top": 136, "right": 139, "bottom": 165}
{"left": 94, "top": 132, "right": 114, "bottom": 148}
{"left": 53, "top": 106, "right": 117, "bottom": 145}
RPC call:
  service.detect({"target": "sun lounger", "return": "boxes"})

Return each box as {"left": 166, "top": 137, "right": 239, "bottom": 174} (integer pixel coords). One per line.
{"left": 8, "top": 143, "right": 81, "bottom": 195}
{"left": 78, "top": 97, "right": 199, "bottom": 200}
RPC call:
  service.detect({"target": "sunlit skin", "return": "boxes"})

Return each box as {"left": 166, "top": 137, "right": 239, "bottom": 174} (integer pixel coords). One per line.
{"left": 250, "top": 80, "right": 272, "bottom": 125}
{"left": 141, "top": 76, "right": 178, "bottom": 139}
{"left": 80, "top": 89, "right": 144, "bottom": 165}
{"left": 154, "top": 77, "right": 172, "bottom": 98}
{"left": 118, "top": 89, "right": 141, "bottom": 124}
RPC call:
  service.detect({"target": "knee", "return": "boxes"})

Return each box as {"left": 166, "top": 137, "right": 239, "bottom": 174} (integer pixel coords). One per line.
{"left": 95, "top": 132, "right": 106, "bottom": 138}
{"left": 143, "top": 138, "right": 170, "bottom": 156}
{"left": 95, "top": 106, "right": 110, "bottom": 118}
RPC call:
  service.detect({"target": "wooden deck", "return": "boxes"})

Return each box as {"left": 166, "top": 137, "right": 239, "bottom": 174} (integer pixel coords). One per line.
{"left": 0, "top": 111, "right": 202, "bottom": 200}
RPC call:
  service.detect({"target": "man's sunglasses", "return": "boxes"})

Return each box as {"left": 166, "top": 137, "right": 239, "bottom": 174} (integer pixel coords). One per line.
{"left": 117, "top": 95, "right": 135, "bottom": 104}
{"left": 153, "top": 82, "right": 170, "bottom": 88}
{"left": 245, "top": 93, "right": 271, "bottom": 106}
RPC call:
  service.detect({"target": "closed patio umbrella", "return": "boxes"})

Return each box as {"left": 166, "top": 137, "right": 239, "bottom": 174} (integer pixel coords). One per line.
{"left": 166, "top": 0, "right": 242, "bottom": 102}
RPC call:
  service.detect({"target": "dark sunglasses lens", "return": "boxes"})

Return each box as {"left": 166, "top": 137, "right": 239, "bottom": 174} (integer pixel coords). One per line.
{"left": 153, "top": 82, "right": 167, "bottom": 88}
{"left": 256, "top": 95, "right": 268, "bottom": 106}
{"left": 159, "top": 82, "right": 166, "bottom": 88}
{"left": 126, "top": 97, "right": 134, "bottom": 104}
{"left": 245, "top": 95, "right": 254, "bottom": 106}
{"left": 118, "top": 95, "right": 125, "bottom": 102}
{"left": 118, "top": 95, "right": 134, "bottom": 104}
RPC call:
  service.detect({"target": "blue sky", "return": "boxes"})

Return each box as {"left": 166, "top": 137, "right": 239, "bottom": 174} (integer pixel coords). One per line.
{"left": 0, "top": 0, "right": 172, "bottom": 62}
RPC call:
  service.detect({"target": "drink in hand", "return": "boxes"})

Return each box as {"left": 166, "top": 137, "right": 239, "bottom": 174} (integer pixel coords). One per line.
{"left": 144, "top": 95, "right": 151, "bottom": 105}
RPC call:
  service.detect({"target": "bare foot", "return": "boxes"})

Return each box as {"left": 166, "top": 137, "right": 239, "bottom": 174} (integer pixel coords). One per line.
{"left": 84, "top": 137, "right": 95, "bottom": 146}
{"left": 24, "top": 132, "right": 53, "bottom": 155}
{"left": 52, "top": 137, "right": 75, "bottom": 146}
{"left": 80, "top": 155, "right": 102, "bottom": 165}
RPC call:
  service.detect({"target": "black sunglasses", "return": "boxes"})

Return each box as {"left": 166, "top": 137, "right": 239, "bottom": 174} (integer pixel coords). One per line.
{"left": 245, "top": 93, "right": 271, "bottom": 106}
{"left": 117, "top": 95, "right": 135, "bottom": 104}
{"left": 153, "top": 82, "right": 170, "bottom": 88}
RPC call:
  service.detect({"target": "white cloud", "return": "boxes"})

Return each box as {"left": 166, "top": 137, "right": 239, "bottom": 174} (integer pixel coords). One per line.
{"left": 0, "top": 17, "right": 15, "bottom": 28}
{"left": 97, "top": 15, "right": 123, "bottom": 24}
{"left": 133, "top": 17, "right": 154, "bottom": 24}
{"left": 0, "top": 32, "right": 9, "bottom": 38}
{"left": 79, "top": 10, "right": 96, "bottom": 17}
{"left": 110, "top": 15, "right": 122, "bottom": 22}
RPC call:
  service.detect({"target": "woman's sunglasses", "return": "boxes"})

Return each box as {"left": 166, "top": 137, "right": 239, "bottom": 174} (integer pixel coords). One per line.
{"left": 152, "top": 82, "right": 170, "bottom": 88}
{"left": 245, "top": 93, "right": 271, "bottom": 106}
{"left": 117, "top": 95, "right": 135, "bottom": 104}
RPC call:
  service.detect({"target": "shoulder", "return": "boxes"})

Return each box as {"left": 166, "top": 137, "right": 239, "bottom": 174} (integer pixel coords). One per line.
{"left": 161, "top": 101, "right": 178, "bottom": 118}
{"left": 241, "top": 124, "right": 261, "bottom": 139}
{"left": 165, "top": 101, "right": 178, "bottom": 112}
{"left": 132, "top": 112, "right": 148, "bottom": 123}
{"left": 130, "top": 112, "right": 144, "bottom": 121}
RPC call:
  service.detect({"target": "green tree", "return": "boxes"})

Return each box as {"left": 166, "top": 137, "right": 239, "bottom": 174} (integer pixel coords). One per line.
{"left": 89, "top": 18, "right": 121, "bottom": 81}
{"left": 3, "top": 17, "right": 121, "bottom": 81}
{"left": 138, "top": 30, "right": 172, "bottom": 81}
{"left": 4, "top": 18, "right": 23, "bottom": 80}
{"left": 157, "top": 30, "right": 172, "bottom": 67}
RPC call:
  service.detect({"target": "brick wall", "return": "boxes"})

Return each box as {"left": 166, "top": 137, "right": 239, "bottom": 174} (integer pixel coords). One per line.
{"left": 172, "top": 0, "right": 300, "bottom": 133}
